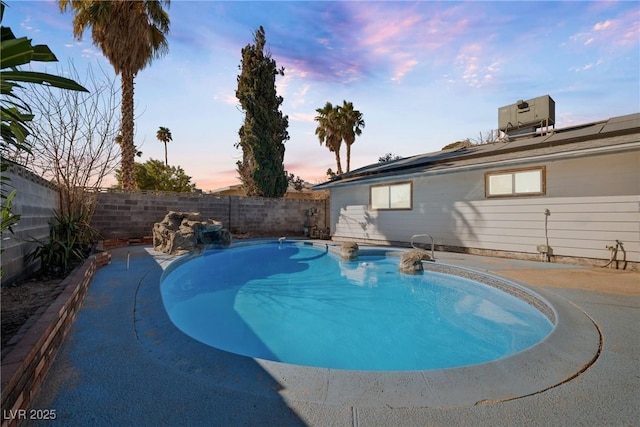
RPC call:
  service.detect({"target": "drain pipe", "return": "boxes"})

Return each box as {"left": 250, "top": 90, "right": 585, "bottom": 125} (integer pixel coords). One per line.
{"left": 538, "top": 209, "right": 551, "bottom": 262}
{"left": 544, "top": 209, "right": 550, "bottom": 247}
{"left": 602, "top": 240, "right": 625, "bottom": 269}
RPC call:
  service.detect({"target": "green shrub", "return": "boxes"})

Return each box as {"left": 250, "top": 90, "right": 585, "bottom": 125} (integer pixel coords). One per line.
{"left": 27, "top": 210, "right": 97, "bottom": 278}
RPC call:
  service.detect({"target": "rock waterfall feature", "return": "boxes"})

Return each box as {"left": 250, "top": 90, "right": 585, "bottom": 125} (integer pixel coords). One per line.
{"left": 153, "top": 211, "right": 231, "bottom": 255}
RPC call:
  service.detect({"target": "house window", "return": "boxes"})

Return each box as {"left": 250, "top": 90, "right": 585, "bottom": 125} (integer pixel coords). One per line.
{"left": 370, "top": 182, "right": 412, "bottom": 209}
{"left": 486, "top": 167, "right": 545, "bottom": 197}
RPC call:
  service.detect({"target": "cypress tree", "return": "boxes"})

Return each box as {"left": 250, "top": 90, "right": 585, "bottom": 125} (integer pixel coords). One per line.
{"left": 235, "top": 26, "right": 289, "bottom": 197}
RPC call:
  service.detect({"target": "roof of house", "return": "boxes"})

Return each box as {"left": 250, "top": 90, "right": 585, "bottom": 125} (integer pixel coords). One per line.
{"left": 313, "top": 112, "right": 640, "bottom": 190}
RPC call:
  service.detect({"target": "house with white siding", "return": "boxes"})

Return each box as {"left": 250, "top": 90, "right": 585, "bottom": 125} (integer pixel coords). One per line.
{"left": 314, "top": 104, "right": 640, "bottom": 269}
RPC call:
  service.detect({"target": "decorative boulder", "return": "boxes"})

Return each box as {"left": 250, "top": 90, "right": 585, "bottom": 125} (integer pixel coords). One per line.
{"left": 153, "top": 211, "right": 232, "bottom": 255}
{"left": 341, "top": 242, "right": 359, "bottom": 260}
{"left": 399, "top": 249, "right": 432, "bottom": 274}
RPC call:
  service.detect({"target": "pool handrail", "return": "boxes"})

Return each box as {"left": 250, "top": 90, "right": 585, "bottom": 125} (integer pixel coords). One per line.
{"left": 411, "top": 234, "right": 435, "bottom": 260}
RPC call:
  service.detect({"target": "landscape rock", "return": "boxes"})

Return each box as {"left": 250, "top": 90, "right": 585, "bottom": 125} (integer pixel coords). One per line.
{"left": 153, "top": 211, "right": 231, "bottom": 255}
{"left": 341, "top": 242, "right": 359, "bottom": 260}
{"left": 399, "top": 249, "right": 431, "bottom": 274}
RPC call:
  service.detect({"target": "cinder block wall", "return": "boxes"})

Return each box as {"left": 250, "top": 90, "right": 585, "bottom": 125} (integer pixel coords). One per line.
{"left": 90, "top": 191, "right": 328, "bottom": 240}
{"left": 0, "top": 162, "right": 59, "bottom": 286}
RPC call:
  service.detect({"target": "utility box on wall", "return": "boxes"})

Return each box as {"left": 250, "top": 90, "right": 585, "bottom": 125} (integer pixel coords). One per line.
{"left": 499, "top": 95, "right": 555, "bottom": 133}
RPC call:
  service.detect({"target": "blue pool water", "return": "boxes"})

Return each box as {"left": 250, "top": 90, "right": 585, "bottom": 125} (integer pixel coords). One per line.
{"left": 160, "top": 243, "right": 553, "bottom": 371}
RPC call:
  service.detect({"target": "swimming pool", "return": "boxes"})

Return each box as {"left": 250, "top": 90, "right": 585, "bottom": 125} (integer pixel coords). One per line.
{"left": 160, "top": 242, "right": 553, "bottom": 371}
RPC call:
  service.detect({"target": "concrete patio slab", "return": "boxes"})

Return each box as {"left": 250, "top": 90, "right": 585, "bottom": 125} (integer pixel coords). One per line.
{"left": 22, "top": 243, "right": 640, "bottom": 426}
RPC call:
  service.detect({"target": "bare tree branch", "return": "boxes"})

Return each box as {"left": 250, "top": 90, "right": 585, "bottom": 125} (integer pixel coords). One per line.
{"left": 14, "top": 60, "right": 121, "bottom": 217}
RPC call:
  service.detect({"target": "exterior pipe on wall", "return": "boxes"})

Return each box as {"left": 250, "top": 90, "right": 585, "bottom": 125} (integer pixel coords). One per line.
{"left": 603, "top": 240, "right": 626, "bottom": 269}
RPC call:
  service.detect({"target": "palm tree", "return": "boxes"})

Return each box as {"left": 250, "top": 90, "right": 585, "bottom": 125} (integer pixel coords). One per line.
{"left": 314, "top": 102, "right": 343, "bottom": 175}
{"left": 59, "top": 0, "right": 170, "bottom": 190}
{"left": 156, "top": 126, "right": 172, "bottom": 166}
{"left": 337, "top": 100, "right": 365, "bottom": 173}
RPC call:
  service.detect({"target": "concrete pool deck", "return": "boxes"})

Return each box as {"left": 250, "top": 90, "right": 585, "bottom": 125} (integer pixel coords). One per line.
{"left": 24, "top": 244, "right": 639, "bottom": 426}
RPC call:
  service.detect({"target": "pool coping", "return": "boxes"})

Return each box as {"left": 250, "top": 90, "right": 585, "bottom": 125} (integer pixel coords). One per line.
{"left": 138, "top": 240, "right": 602, "bottom": 409}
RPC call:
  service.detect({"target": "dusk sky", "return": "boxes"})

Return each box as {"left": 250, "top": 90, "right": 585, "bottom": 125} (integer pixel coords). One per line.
{"left": 5, "top": 1, "right": 639, "bottom": 190}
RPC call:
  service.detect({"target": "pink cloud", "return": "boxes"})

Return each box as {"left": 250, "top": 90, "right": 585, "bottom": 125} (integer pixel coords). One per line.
{"left": 422, "top": 6, "right": 472, "bottom": 50}
{"left": 455, "top": 43, "right": 500, "bottom": 88}
{"left": 570, "top": 12, "right": 640, "bottom": 48}
{"left": 569, "top": 58, "right": 604, "bottom": 72}
{"left": 391, "top": 55, "right": 419, "bottom": 81}
{"left": 195, "top": 169, "right": 240, "bottom": 192}
{"left": 284, "top": 163, "right": 332, "bottom": 184}
{"left": 350, "top": 3, "right": 475, "bottom": 82}
{"left": 221, "top": 92, "right": 237, "bottom": 106}
{"left": 269, "top": 3, "right": 487, "bottom": 84}
{"left": 361, "top": 15, "right": 422, "bottom": 49}
{"left": 194, "top": 163, "right": 330, "bottom": 191}
{"left": 593, "top": 20, "right": 612, "bottom": 31}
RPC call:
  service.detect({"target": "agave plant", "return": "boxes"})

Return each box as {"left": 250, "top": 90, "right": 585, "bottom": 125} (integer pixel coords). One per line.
{"left": 27, "top": 210, "right": 97, "bottom": 278}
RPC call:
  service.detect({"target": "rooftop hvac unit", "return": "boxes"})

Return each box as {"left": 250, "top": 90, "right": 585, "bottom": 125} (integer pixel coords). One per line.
{"left": 498, "top": 95, "right": 555, "bottom": 136}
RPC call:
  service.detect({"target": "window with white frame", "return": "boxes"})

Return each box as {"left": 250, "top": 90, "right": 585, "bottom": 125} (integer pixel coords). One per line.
{"left": 370, "top": 182, "right": 412, "bottom": 209}
{"left": 485, "top": 166, "right": 545, "bottom": 197}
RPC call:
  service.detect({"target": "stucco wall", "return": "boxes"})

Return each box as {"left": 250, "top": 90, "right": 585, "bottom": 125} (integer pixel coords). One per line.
{"left": 330, "top": 149, "right": 640, "bottom": 265}
{"left": 1, "top": 162, "right": 59, "bottom": 286}
{"left": 90, "top": 191, "right": 329, "bottom": 240}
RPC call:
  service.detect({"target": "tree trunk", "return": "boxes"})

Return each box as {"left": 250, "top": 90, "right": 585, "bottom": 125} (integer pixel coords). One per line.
{"left": 164, "top": 143, "right": 168, "bottom": 166}
{"left": 334, "top": 150, "right": 343, "bottom": 175}
{"left": 120, "top": 70, "right": 136, "bottom": 190}
{"left": 346, "top": 143, "right": 351, "bottom": 173}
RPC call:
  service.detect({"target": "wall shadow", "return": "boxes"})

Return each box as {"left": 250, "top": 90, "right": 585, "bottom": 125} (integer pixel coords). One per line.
{"left": 27, "top": 246, "right": 307, "bottom": 426}
{"left": 135, "top": 245, "right": 310, "bottom": 426}
{"left": 159, "top": 243, "right": 330, "bottom": 363}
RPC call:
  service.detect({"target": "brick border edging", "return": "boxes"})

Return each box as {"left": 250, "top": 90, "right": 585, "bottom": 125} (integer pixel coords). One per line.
{"left": 0, "top": 251, "right": 111, "bottom": 427}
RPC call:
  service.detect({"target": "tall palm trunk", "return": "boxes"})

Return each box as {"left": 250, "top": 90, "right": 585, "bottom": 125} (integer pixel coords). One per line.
{"left": 164, "top": 143, "right": 168, "bottom": 166}
{"left": 120, "top": 69, "right": 136, "bottom": 190}
{"left": 59, "top": 0, "right": 170, "bottom": 192}
{"left": 334, "top": 149, "right": 343, "bottom": 175}
{"left": 346, "top": 144, "right": 351, "bottom": 173}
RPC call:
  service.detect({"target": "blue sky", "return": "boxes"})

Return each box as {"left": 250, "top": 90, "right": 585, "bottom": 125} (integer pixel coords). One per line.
{"left": 5, "top": 1, "right": 639, "bottom": 190}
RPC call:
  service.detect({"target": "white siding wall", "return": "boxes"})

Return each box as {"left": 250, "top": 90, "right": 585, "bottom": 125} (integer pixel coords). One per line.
{"left": 331, "top": 150, "right": 640, "bottom": 263}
